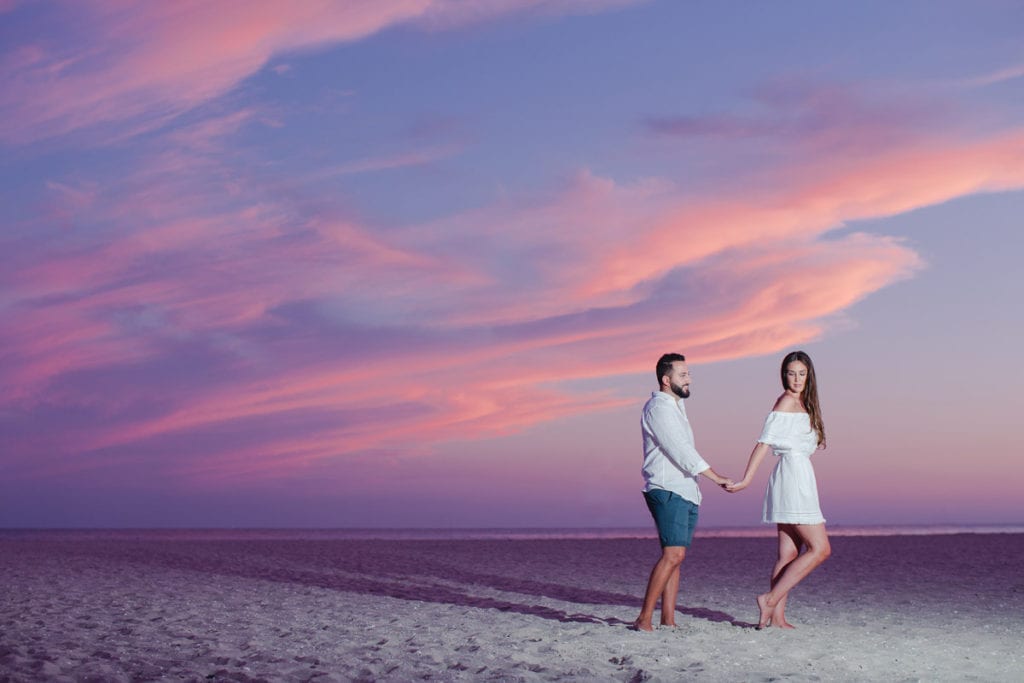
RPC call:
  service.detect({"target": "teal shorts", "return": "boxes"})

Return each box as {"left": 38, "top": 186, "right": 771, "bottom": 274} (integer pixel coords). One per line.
{"left": 644, "top": 489, "right": 699, "bottom": 548}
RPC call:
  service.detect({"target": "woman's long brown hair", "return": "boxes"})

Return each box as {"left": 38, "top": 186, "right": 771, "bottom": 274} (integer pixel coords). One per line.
{"left": 781, "top": 350, "right": 826, "bottom": 448}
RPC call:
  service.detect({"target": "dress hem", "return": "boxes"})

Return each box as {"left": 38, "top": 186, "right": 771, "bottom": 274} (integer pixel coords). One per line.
{"left": 762, "top": 518, "right": 826, "bottom": 525}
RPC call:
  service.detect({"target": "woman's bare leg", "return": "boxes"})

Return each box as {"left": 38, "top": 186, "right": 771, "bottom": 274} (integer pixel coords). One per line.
{"left": 769, "top": 525, "right": 801, "bottom": 628}
{"left": 757, "top": 523, "right": 830, "bottom": 628}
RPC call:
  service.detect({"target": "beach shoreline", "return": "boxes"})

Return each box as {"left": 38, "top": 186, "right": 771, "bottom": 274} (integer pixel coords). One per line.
{"left": 3, "top": 533, "right": 1022, "bottom": 681}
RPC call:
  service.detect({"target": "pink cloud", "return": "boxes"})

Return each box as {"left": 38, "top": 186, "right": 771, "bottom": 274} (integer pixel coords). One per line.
{"left": 645, "top": 82, "right": 939, "bottom": 156}
{"left": 583, "top": 129, "right": 1024, "bottom": 300}
{"left": 5, "top": 61, "right": 1024, "bottom": 486}
{"left": 0, "top": 0, "right": 640, "bottom": 143}
{"left": 956, "top": 63, "right": 1024, "bottom": 88}
{"left": 164, "top": 109, "right": 256, "bottom": 152}
{"left": 19, "top": 226, "right": 917, "bottom": 484}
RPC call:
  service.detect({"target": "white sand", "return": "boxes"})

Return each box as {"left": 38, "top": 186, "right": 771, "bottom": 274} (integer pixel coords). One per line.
{"left": 1, "top": 532, "right": 1022, "bottom": 681}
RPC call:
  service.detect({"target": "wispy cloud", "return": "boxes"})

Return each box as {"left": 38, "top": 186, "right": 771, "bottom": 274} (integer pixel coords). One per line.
{"left": 0, "top": 0, "right": 641, "bottom": 144}
{"left": 2, "top": 4, "right": 1021, "bottom": 499}
{"left": 311, "top": 145, "right": 464, "bottom": 178}
{"left": 12, "top": 116, "right": 1024, "bottom": 483}
{"left": 643, "top": 82, "right": 938, "bottom": 153}
{"left": 956, "top": 63, "right": 1024, "bottom": 88}
{"left": 645, "top": 115, "right": 776, "bottom": 139}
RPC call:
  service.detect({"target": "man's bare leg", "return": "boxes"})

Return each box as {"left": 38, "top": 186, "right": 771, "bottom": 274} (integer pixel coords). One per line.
{"left": 769, "top": 525, "right": 801, "bottom": 628}
{"left": 757, "top": 523, "right": 830, "bottom": 628}
{"left": 660, "top": 564, "right": 681, "bottom": 626}
{"left": 633, "top": 546, "right": 685, "bottom": 631}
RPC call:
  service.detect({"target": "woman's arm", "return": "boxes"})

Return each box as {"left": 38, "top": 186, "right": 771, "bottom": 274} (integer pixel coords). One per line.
{"left": 725, "top": 442, "right": 772, "bottom": 492}
{"left": 699, "top": 466, "right": 733, "bottom": 489}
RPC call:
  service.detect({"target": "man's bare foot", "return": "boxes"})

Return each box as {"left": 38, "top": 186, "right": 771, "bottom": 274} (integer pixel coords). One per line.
{"left": 756, "top": 593, "right": 773, "bottom": 629}
{"left": 631, "top": 618, "right": 654, "bottom": 632}
{"left": 659, "top": 621, "right": 677, "bottom": 628}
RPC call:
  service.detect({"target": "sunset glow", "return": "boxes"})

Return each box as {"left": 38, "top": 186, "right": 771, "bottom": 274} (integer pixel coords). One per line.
{"left": 2, "top": 1, "right": 1022, "bottom": 528}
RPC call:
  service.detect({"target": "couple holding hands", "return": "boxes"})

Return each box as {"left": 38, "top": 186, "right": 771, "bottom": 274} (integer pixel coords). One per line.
{"left": 634, "top": 351, "right": 831, "bottom": 632}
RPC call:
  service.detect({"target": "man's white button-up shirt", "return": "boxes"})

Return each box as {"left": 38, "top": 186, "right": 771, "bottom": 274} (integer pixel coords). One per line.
{"left": 641, "top": 391, "right": 710, "bottom": 505}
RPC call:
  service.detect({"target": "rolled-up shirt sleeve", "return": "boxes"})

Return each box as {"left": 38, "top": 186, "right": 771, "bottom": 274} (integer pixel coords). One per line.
{"left": 645, "top": 400, "right": 710, "bottom": 476}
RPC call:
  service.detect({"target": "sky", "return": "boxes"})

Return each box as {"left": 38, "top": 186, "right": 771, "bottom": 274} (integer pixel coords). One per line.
{"left": 2, "top": 0, "right": 1023, "bottom": 529}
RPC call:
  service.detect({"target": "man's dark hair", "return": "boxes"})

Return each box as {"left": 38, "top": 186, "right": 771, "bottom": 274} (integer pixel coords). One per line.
{"left": 656, "top": 353, "right": 686, "bottom": 386}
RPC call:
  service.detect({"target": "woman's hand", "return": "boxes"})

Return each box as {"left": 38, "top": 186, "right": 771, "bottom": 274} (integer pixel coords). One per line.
{"left": 725, "top": 479, "right": 749, "bottom": 493}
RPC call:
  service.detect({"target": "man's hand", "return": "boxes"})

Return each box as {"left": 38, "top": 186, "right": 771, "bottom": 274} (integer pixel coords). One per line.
{"left": 702, "top": 467, "right": 733, "bottom": 490}
{"left": 725, "top": 479, "right": 749, "bottom": 493}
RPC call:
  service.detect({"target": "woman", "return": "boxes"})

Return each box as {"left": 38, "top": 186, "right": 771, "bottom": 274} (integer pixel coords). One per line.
{"left": 727, "top": 350, "right": 831, "bottom": 629}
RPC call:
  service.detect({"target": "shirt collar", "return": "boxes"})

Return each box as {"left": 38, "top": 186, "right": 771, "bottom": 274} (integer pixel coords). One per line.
{"left": 651, "top": 390, "right": 684, "bottom": 407}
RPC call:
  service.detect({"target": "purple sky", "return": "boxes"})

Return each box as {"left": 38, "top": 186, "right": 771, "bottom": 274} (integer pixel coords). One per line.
{"left": 2, "top": 1, "right": 1023, "bottom": 528}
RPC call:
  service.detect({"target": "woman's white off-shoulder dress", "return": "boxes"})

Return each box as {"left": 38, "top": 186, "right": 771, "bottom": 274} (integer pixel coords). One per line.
{"left": 759, "top": 411, "right": 825, "bottom": 525}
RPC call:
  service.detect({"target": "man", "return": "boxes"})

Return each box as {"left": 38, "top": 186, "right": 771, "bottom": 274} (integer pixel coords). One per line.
{"left": 633, "top": 352, "right": 732, "bottom": 631}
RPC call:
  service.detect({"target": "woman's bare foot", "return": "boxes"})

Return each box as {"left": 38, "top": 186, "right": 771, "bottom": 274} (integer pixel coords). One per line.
{"left": 771, "top": 606, "right": 795, "bottom": 628}
{"left": 756, "top": 593, "right": 774, "bottom": 629}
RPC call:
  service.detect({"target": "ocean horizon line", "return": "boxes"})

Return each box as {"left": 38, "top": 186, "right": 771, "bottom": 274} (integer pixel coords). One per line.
{"left": 2, "top": 523, "right": 1023, "bottom": 541}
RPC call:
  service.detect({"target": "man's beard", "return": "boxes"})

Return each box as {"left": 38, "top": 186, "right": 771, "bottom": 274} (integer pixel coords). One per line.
{"left": 670, "top": 382, "right": 690, "bottom": 399}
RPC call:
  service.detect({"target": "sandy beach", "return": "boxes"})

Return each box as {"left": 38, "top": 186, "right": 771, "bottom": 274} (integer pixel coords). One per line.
{"left": 1, "top": 531, "right": 1022, "bottom": 682}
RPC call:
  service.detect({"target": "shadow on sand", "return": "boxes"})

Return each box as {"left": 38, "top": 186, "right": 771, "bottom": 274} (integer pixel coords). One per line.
{"left": 95, "top": 540, "right": 754, "bottom": 628}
